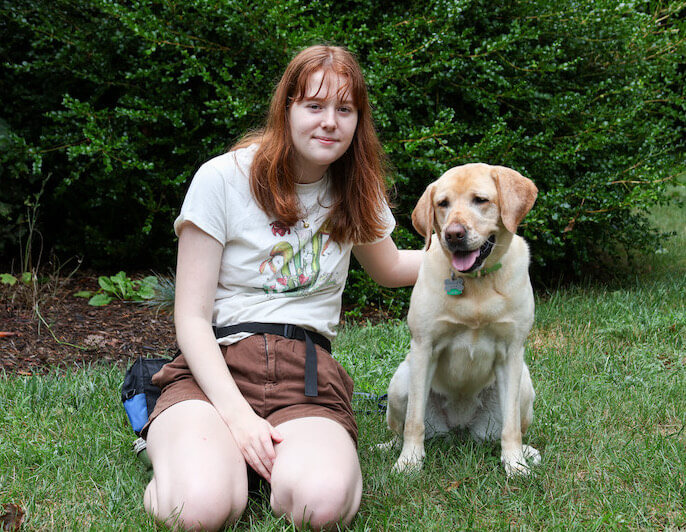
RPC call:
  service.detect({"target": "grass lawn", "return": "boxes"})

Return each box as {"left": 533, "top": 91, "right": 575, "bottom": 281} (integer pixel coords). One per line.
{"left": 1, "top": 185, "right": 684, "bottom": 530}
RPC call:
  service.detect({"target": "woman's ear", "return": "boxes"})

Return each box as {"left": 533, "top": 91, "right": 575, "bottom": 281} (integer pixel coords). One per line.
{"left": 412, "top": 183, "right": 436, "bottom": 250}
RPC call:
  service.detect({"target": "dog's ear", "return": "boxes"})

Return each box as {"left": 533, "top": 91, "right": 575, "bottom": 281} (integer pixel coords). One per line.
{"left": 412, "top": 183, "right": 436, "bottom": 250}
{"left": 492, "top": 166, "right": 538, "bottom": 233}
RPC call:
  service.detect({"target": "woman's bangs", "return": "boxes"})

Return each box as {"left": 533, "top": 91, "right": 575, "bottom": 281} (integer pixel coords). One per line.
{"left": 294, "top": 64, "right": 362, "bottom": 107}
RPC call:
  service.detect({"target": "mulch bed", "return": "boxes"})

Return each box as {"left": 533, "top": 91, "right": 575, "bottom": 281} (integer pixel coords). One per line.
{"left": 0, "top": 274, "right": 177, "bottom": 375}
{"left": 0, "top": 273, "right": 392, "bottom": 376}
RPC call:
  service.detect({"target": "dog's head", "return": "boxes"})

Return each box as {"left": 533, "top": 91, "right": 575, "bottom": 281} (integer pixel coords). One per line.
{"left": 412, "top": 163, "right": 538, "bottom": 273}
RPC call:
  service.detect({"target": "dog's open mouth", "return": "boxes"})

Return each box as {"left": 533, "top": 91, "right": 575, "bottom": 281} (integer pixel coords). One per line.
{"left": 451, "top": 235, "right": 496, "bottom": 273}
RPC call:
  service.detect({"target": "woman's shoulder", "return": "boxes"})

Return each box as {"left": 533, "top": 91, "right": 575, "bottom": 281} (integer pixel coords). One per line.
{"left": 187, "top": 144, "right": 258, "bottom": 201}
{"left": 199, "top": 143, "right": 258, "bottom": 181}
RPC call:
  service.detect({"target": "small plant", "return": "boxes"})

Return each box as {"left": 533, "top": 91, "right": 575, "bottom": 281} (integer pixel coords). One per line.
{"left": 1, "top": 256, "right": 82, "bottom": 312}
{"left": 1, "top": 271, "right": 38, "bottom": 311}
{"left": 0, "top": 272, "right": 33, "bottom": 286}
{"left": 140, "top": 271, "right": 175, "bottom": 316}
{"left": 75, "top": 271, "right": 158, "bottom": 306}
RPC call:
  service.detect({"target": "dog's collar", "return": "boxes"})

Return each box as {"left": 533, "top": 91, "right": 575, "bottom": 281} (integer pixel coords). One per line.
{"left": 444, "top": 263, "right": 502, "bottom": 295}
{"left": 463, "top": 262, "right": 502, "bottom": 278}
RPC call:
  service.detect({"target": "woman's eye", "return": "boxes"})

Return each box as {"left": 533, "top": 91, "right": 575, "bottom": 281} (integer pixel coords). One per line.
{"left": 338, "top": 106, "right": 351, "bottom": 113}
{"left": 306, "top": 103, "right": 321, "bottom": 110}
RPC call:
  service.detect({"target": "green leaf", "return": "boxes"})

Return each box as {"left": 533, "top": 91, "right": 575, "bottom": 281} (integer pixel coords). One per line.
{"left": 136, "top": 284, "right": 156, "bottom": 300}
{"left": 112, "top": 271, "right": 128, "bottom": 283}
{"left": 98, "top": 276, "right": 116, "bottom": 293}
{"left": 136, "top": 275, "right": 159, "bottom": 300}
{"left": 140, "top": 275, "right": 159, "bottom": 287}
{"left": 73, "top": 291, "right": 93, "bottom": 298}
{"left": 112, "top": 271, "right": 131, "bottom": 298}
{"left": 1, "top": 273, "right": 17, "bottom": 286}
{"left": 88, "top": 293, "right": 113, "bottom": 306}
{"left": 21, "top": 272, "right": 33, "bottom": 285}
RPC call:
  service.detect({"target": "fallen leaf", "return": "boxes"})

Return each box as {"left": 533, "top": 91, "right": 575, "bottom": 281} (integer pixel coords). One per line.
{"left": 447, "top": 480, "right": 463, "bottom": 490}
{"left": 0, "top": 503, "right": 25, "bottom": 531}
{"left": 446, "top": 476, "right": 474, "bottom": 491}
{"left": 0, "top": 332, "right": 18, "bottom": 338}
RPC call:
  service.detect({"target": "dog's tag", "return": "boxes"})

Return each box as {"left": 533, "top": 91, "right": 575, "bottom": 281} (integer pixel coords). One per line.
{"left": 444, "top": 277, "right": 464, "bottom": 295}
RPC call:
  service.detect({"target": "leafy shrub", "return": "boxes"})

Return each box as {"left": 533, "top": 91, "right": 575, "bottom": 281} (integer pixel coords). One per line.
{"left": 74, "top": 271, "right": 158, "bottom": 306}
{"left": 1, "top": 0, "right": 684, "bottom": 311}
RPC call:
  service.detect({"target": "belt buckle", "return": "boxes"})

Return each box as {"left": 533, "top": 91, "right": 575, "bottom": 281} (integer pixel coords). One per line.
{"left": 283, "top": 324, "right": 297, "bottom": 339}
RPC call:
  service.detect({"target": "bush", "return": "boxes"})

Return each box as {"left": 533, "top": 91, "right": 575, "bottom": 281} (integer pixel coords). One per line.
{"left": 1, "top": 0, "right": 684, "bottom": 302}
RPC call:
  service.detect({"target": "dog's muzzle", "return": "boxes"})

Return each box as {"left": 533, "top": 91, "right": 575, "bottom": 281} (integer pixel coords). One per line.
{"left": 450, "top": 235, "right": 496, "bottom": 273}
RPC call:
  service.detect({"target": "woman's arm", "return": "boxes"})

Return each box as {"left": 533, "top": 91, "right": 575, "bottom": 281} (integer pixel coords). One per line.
{"left": 352, "top": 235, "right": 423, "bottom": 288}
{"left": 175, "top": 222, "right": 282, "bottom": 480}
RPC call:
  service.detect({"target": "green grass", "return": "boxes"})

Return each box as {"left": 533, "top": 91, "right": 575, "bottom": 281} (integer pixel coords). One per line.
{"left": 2, "top": 186, "right": 684, "bottom": 530}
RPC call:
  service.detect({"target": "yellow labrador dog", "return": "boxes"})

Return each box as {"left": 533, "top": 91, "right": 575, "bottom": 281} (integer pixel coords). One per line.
{"left": 386, "top": 163, "right": 540, "bottom": 477}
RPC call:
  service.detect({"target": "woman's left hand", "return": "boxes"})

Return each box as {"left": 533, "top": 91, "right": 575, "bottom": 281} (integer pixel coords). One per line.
{"left": 225, "top": 409, "right": 284, "bottom": 482}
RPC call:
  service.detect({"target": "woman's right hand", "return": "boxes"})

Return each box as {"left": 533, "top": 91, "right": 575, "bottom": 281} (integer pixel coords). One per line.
{"left": 227, "top": 410, "right": 284, "bottom": 482}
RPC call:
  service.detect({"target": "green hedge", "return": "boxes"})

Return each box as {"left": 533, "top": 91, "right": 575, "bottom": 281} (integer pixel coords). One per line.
{"left": 1, "top": 0, "right": 684, "bottom": 301}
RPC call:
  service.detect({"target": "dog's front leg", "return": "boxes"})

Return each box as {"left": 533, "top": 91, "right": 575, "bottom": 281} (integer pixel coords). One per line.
{"left": 393, "top": 339, "right": 436, "bottom": 473}
{"left": 495, "top": 344, "right": 529, "bottom": 477}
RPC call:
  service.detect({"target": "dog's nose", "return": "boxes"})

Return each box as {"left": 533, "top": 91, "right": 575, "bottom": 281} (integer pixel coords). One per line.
{"left": 444, "top": 223, "right": 467, "bottom": 244}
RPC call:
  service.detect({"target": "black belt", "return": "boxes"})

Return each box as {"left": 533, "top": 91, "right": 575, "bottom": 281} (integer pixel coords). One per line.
{"left": 213, "top": 322, "right": 331, "bottom": 397}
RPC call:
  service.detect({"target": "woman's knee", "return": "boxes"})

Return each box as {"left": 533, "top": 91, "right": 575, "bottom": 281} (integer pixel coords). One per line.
{"left": 146, "top": 474, "right": 248, "bottom": 531}
{"left": 270, "top": 468, "right": 362, "bottom": 529}
{"left": 144, "top": 401, "right": 249, "bottom": 530}
{"left": 269, "top": 417, "right": 362, "bottom": 528}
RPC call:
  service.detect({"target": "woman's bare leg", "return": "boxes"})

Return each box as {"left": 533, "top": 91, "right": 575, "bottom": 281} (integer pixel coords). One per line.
{"left": 144, "top": 400, "right": 248, "bottom": 531}
{"left": 270, "top": 417, "right": 362, "bottom": 530}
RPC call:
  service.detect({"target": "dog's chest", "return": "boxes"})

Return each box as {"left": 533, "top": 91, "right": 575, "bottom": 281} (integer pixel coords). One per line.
{"left": 430, "top": 324, "right": 504, "bottom": 396}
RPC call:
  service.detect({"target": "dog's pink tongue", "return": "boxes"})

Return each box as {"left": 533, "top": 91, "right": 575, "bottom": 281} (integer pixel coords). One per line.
{"left": 452, "top": 250, "right": 479, "bottom": 272}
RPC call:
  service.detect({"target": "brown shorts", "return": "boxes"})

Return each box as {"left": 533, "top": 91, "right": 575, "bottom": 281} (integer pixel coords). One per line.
{"left": 141, "top": 333, "right": 358, "bottom": 445}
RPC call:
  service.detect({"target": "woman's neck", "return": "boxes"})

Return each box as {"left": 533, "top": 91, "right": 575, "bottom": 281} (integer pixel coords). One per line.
{"left": 292, "top": 155, "right": 329, "bottom": 184}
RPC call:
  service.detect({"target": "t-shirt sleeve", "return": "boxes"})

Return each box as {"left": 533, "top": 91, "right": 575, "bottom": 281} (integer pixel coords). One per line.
{"left": 173, "top": 161, "right": 230, "bottom": 244}
{"left": 370, "top": 200, "right": 396, "bottom": 244}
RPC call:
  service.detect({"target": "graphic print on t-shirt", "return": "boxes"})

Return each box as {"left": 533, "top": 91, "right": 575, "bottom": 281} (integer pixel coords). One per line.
{"left": 259, "top": 219, "right": 339, "bottom": 296}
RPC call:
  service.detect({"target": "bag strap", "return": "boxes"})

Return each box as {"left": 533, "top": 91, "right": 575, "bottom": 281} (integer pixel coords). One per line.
{"left": 212, "top": 322, "right": 331, "bottom": 398}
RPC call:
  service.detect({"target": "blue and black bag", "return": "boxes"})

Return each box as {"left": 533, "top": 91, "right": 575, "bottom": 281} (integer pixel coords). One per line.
{"left": 120, "top": 356, "right": 172, "bottom": 435}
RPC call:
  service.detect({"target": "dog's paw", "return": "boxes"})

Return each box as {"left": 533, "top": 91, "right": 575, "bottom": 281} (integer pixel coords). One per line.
{"left": 503, "top": 459, "right": 531, "bottom": 478}
{"left": 392, "top": 450, "right": 424, "bottom": 473}
{"left": 502, "top": 445, "right": 541, "bottom": 478}
{"left": 522, "top": 444, "right": 541, "bottom": 466}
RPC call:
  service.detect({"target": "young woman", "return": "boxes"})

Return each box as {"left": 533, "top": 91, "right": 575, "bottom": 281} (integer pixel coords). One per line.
{"left": 142, "top": 45, "right": 422, "bottom": 530}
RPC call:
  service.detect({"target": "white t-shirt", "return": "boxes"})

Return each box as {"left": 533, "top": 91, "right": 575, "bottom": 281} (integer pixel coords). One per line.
{"left": 174, "top": 144, "right": 395, "bottom": 343}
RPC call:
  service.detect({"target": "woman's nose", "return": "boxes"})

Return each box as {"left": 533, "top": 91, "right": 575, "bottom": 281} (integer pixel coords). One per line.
{"left": 320, "top": 108, "right": 337, "bottom": 129}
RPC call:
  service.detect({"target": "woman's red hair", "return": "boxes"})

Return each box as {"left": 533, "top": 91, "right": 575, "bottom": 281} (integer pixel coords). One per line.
{"left": 233, "top": 45, "right": 389, "bottom": 244}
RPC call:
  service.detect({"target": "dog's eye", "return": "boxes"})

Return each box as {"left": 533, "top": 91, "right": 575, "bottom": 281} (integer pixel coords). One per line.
{"left": 473, "top": 196, "right": 489, "bottom": 205}
{"left": 436, "top": 199, "right": 449, "bottom": 208}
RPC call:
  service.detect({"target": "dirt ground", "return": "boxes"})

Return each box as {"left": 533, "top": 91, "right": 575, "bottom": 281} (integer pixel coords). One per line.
{"left": 0, "top": 274, "right": 177, "bottom": 375}
{"left": 0, "top": 271, "right": 394, "bottom": 376}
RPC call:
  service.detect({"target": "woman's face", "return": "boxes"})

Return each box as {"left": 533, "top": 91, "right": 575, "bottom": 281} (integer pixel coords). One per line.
{"left": 288, "top": 69, "right": 358, "bottom": 184}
